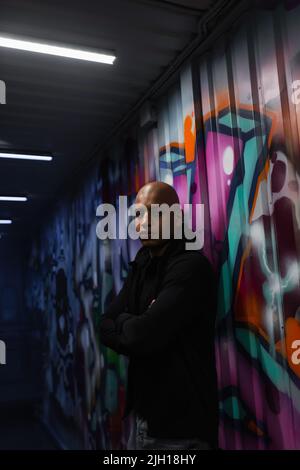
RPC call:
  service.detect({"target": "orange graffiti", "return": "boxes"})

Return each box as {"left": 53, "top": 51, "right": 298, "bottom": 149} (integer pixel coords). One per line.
{"left": 184, "top": 114, "right": 196, "bottom": 163}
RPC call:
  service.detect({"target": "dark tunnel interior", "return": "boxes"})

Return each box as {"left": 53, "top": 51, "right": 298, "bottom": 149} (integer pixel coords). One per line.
{"left": 0, "top": 0, "right": 300, "bottom": 453}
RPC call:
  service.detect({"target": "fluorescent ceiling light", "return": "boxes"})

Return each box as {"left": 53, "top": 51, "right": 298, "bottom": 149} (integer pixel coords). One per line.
{"left": 0, "top": 220, "right": 12, "bottom": 224}
{"left": 0, "top": 152, "right": 52, "bottom": 161}
{"left": 0, "top": 36, "right": 116, "bottom": 64}
{"left": 0, "top": 196, "right": 27, "bottom": 201}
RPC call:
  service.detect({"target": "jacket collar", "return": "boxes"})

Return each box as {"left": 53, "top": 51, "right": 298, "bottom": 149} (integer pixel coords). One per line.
{"left": 129, "top": 237, "right": 186, "bottom": 269}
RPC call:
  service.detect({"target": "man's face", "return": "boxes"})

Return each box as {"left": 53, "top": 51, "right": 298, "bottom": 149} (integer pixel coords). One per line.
{"left": 134, "top": 193, "right": 168, "bottom": 248}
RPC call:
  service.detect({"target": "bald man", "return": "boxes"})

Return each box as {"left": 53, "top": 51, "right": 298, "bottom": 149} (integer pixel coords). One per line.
{"left": 99, "top": 181, "right": 219, "bottom": 450}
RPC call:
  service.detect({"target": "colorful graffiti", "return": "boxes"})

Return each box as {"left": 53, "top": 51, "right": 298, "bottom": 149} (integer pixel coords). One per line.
{"left": 25, "top": 1, "right": 300, "bottom": 450}
{"left": 25, "top": 167, "right": 139, "bottom": 450}
{"left": 208, "top": 106, "right": 300, "bottom": 449}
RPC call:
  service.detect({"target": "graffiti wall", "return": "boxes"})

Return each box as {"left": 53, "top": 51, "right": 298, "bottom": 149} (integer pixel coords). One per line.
{"left": 25, "top": 1, "right": 300, "bottom": 449}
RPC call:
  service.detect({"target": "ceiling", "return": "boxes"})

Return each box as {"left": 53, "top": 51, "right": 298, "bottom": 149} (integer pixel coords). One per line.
{"left": 0, "top": 0, "right": 214, "bottom": 239}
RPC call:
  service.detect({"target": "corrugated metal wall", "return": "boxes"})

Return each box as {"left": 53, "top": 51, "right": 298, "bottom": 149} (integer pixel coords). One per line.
{"left": 26, "top": 1, "right": 300, "bottom": 449}
{"left": 194, "top": 3, "right": 300, "bottom": 449}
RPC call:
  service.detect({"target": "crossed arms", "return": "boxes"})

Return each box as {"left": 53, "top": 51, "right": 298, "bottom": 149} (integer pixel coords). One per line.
{"left": 99, "top": 254, "right": 214, "bottom": 357}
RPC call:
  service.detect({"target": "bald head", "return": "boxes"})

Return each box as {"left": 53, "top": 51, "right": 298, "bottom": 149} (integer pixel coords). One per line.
{"left": 135, "top": 181, "right": 182, "bottom": 254}
{"left": 136, "top": 181, "right": 179, "bottom": 206}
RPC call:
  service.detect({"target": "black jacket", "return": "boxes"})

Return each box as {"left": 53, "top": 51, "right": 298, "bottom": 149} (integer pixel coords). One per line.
{"left": 99, "top": 237, "right": 219, "bottom": 447}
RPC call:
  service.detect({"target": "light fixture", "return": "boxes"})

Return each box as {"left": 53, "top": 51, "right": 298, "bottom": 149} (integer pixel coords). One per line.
{"left": 0, "top": 152, "right": 52, "bottom": 161}
{"left": 0, "top": 220, "right": 12, "bottom": 224}
{"left": 0, "top": 196, "right": 27, "bottom": 201}
{"left": 0, "top": 35, "right": 116, "bottom": 64}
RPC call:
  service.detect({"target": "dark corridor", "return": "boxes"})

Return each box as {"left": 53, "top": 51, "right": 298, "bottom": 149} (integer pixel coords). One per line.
{"left": 1, "top": 0, "right": 300, "bottom": 453}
